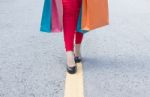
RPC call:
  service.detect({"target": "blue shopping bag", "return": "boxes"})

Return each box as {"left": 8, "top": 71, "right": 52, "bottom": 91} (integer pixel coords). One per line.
{"left": 40, "top": 0, "right": 52, "bottom": 32}
{"left": 76, "top": 6, "right": 89, "bottom": 34}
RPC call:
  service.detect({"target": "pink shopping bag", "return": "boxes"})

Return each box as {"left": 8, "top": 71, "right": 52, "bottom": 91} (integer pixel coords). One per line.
{"left": 51, "top": 0, "right": 63, "bottom": 32}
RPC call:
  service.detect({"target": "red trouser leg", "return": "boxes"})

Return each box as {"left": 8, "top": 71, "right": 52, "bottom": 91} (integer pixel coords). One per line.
{"left": 75, "top": 31, "right": 83, "bottom": 44}
{"left": 62, "top": 0, "right": 83, "bottom": 51}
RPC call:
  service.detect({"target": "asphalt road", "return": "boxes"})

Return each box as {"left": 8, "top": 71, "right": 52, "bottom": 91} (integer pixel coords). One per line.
{"left": 0, "top": 0, "right": 150, "bottom": 97}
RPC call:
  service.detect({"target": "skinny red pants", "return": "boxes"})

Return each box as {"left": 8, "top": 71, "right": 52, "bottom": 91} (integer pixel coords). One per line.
{"left": 62, "top": 0, "right": 84, "bottom": 51}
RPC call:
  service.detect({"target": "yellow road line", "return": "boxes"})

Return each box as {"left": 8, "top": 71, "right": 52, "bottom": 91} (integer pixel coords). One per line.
{"left": 64, "top": 63, "right": 84, "bottom": 97}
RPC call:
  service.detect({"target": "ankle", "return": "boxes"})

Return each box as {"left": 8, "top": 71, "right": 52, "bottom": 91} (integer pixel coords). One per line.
{"left": 74, "top": 51, "right": 81, "bottom": 57}
{"left": 66, "top": 51, "right": 76, "bottom": 67}
{"left": 74, "top": 44, "right": 81, "bottom": 57}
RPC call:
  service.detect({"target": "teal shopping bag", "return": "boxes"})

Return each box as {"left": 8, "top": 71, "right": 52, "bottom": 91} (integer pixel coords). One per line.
{"left": 40, "top": 0, "right": 52, "bottom": 32}
{"left": 76, "top": 4, "right": 89, "bottom": 34}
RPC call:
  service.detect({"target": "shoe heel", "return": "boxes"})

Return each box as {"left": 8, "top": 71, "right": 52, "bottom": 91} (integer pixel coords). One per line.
{"left": 74, "top": 56, "right": 82, "bottom": 63}
{"left": 66, "top": 65, "right": 77, "bottom": 74}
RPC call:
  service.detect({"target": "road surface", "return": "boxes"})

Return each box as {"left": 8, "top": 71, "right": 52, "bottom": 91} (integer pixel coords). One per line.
{"left": 0, "top": 0, "right": 150, "bottom": 97}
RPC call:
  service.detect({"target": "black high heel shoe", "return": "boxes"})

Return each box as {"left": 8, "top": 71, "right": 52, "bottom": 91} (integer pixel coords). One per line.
{"left": 66, "top": 65, "right": 77, "bottom": 74}
{"left": 74, "top": 56, "right": 82, "bottom": 63}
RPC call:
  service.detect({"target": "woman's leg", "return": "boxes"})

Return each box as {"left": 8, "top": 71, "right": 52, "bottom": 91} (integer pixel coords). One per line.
{"left": 62, "top": 0, "right": 83, "bottom": 51}
{"left": 75, "top": 32, "right": 83, "bottom": 44}
{"left": 62, "top": 0, "right": 83, "bottom": 67}
{"left": 74, "top": 0, "right": 84, "bottom": 57}
{"left": 74, "top": 32, "right": 83, "bottom": 57}
{"left": 62, "top": 0, "right": 77, "bottom": 51}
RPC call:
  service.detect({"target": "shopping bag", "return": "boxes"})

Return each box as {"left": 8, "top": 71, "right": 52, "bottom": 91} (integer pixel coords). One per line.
{"left": 81, "top": 0, "right": 109, "bottom": 30}
{"left": 51, "top": 0, "right": 63, "bottom": 32}
{"left": 40, "top": 0, "right": 52, "bottom": 32}
{"left": 76, "top": 6, "right": 89, "bottom": 34}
